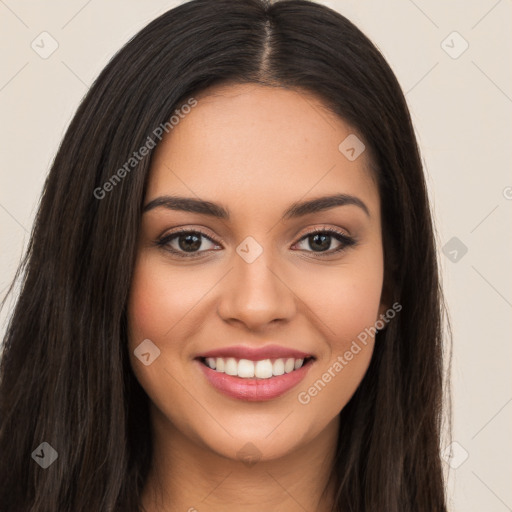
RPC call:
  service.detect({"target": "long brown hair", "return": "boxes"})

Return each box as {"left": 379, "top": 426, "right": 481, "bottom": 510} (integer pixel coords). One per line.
{"left": 0, "top": 0, "right": 451, "bottom": 510}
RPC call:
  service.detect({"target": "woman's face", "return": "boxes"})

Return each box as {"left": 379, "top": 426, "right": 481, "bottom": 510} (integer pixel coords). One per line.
{"left": 127, "top": 83, "right": 387, "bottom": 462}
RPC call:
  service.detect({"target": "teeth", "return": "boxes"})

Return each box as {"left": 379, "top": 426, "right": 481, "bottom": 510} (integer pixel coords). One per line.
{"left": 284, "top": 358, "right": 295, "bottom": 373}
{"left": 238, "top": 359, "right": 255, "bottom": 378}
{"left": 225, "top": 357, "right": 238, "bottom": 376}
{"left": 272, "top": 358, "right": 285, "bottom": 376}
{"left": 255, "top": 359, "right": 273, "bottom": 379}
{"left": 204, "top": 356, "right": 308, "bottom": 379}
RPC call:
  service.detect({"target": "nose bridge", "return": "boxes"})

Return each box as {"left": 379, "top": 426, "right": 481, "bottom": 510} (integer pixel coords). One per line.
{"left": 217, "top": 235, "right": 295, "bottom": 328}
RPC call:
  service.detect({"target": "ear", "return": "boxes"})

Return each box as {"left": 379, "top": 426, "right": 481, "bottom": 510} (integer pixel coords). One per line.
{"left": 377, "top": 296, "right": 389, "bottom": 321}
{"left": 376, "top": 269, "right": 394, "bottom": 322}
{"left": 378, "top": 301, "right": 389, "bottom": 320}
{"left": 377, "top": 228, "right": 398, "bottom": 323}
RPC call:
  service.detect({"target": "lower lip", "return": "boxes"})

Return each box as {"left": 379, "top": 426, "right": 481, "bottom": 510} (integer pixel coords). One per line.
{"left": 196, "top": 359, "right": 314, "bottom": 402}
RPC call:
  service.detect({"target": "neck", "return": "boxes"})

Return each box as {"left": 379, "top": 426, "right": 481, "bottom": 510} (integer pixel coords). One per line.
{"left": 140, "top": 404, "right": 339, "bottom": 512}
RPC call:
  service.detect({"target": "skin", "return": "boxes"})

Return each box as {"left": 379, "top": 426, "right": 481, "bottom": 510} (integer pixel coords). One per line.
{"left": 127, "top": 83, "right": 389, "bottom": 512}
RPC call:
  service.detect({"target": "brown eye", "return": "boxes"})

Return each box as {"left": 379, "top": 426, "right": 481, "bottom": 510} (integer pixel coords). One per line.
{"left": 156, "top": 229, "right": 220, "bottom": 258}
{"left": 294, "top": 228, "right": 356, "bottom": 255}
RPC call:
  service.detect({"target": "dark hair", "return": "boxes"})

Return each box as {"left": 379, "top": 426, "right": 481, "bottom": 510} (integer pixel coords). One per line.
{"left": 0, "top": 0, "right": 451, "bottom": 510}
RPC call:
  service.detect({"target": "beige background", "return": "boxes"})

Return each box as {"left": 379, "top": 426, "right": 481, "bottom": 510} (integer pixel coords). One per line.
{"left": 1, "top": 1, "right": 511, "bottom": 510}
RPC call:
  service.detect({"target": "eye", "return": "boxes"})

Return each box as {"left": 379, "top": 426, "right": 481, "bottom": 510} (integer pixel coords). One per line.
{"left": 155, "top": 228, "right": 221, "bottom": 258}
{"left": 155, "top": 226, "right": 357, "bottom": 259}
{"left": 293, "top": 227, "right": 357, "bottom": 256}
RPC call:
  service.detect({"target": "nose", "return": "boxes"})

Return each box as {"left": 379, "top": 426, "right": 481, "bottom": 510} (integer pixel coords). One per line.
{"left": 217, "top": 249, "right": 297, "bottom": 331}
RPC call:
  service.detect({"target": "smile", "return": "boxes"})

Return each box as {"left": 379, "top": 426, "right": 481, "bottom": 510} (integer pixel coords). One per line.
{"left": 195, "top": 356, "right": 315, "bottom": 402}
{"left": 200, "top": 356, "right": 311, "bottom": 379}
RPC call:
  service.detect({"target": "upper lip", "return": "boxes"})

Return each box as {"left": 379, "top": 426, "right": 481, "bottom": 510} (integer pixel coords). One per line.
{"left": 196, "top": 344, "right": 314, "bottom": 361}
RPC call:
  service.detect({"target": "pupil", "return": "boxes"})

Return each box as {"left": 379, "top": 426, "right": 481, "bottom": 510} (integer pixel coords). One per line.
{"left": 310, "top": 233, "right": 330, "bottom": 252}
{"left": 179, "top": 233, "right": 201, "bottom": 252}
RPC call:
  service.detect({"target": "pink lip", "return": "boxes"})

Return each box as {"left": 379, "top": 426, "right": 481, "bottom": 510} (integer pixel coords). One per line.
{"left": 195, "top": 358, "right": 314, "bottom": 402}
{"left": 196, "top": 344, "right": 313, "bottom": 361}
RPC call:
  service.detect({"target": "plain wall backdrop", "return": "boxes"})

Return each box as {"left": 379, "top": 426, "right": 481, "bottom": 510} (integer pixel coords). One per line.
{"left": 0, "top": 1, "right": 511, "bottom": 510}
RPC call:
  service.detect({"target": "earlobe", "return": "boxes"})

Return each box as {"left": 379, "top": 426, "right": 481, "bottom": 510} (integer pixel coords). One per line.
{"left": 376, "top": 274, "right": 394, "bottom": 324}
{"left": 378, "top": 302, "right": 389, "bottom": 319}
{"left": 375, "top": 301, "right": 391, "bottom": 333}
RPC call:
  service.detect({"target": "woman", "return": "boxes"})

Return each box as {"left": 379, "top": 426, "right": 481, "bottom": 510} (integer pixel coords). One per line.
{"left": 0, "top": 0, "right": 451, "bottom": 510}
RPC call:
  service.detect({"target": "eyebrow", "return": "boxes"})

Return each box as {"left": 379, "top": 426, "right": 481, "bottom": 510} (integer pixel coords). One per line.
{"left": 143, "top": 193, "right": 370, "bottom": 219}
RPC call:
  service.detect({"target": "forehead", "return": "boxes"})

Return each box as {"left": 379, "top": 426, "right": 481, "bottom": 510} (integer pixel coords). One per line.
{"left": 146, "top": 83, "right": 379, "bottom": 218}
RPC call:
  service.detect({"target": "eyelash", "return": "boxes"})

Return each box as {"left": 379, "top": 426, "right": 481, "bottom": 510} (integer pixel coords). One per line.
{"left": 155, "top": 226, "right": 357, "bottom": 259}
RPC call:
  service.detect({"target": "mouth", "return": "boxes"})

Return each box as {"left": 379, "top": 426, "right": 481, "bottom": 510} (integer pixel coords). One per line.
{"left": 194, "top": 355, "right": 316, "bottom": 402}
{"left": 198, "top": 355, "right": 315, "bottom": 379}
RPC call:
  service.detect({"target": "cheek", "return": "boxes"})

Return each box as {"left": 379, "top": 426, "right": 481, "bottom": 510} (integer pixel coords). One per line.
{"left": 127, "top": 254, "right": 210, "bottom": 346}
{"left": 296, "top": 247, "right": 384, "bottom": 349}
{"left": 329, "top": 269, "right": 384, "bottom": 344}
{"left": 126, "top": 255, "right": 212, "bottom": 425}
{"left": 293, "top": 246, "right": 384, "bottom": 412}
